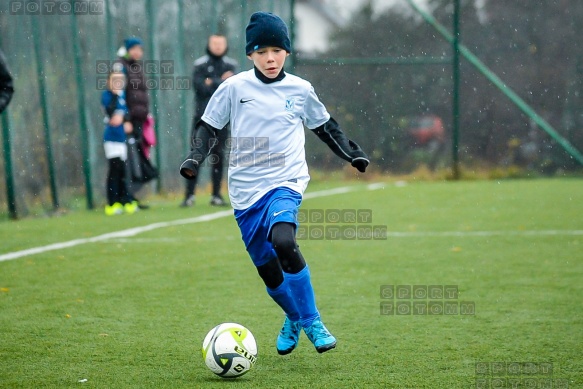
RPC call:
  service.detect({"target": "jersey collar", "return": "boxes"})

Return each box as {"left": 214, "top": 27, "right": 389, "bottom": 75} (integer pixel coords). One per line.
{"left": 254, "top": 66, "right": 286, "bottom": 84}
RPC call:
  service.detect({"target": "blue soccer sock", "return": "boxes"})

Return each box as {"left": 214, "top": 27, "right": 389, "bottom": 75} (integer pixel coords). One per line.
{"left": 266, "top": 278, "right": 300, "bottom": 322}
{"left": 285, "top": 266, "right": 320, "bottom": 328}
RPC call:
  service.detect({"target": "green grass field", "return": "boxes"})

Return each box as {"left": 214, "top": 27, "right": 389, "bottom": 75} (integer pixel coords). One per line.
{"left": 1, "top": 178, "right": 582, "bottom": 388}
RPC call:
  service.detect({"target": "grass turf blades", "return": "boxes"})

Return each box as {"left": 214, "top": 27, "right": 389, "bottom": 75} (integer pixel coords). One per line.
{"left": 0, "top": 179, "right": 581, "bottom": 388}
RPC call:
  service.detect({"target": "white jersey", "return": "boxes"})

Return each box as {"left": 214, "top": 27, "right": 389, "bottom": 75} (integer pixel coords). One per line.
{"left": 202, "top": 69, "right": 330, "bottom": 210}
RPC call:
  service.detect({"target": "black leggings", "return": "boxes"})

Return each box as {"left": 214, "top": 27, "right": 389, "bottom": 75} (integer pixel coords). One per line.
{"left": 256, "top": 222, "right": 307, "bottom": 289}
{"left": 107, "top": 157, "right": 130, "bottom": 205}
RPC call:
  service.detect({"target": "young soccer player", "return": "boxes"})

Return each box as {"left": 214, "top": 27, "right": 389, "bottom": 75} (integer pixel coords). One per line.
{"left": 180, "top": 12, "right": 369, "bottom": 354}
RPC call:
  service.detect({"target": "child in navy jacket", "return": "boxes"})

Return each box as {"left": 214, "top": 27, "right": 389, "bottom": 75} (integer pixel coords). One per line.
{"left": 101, "top": 72, "right": 135, "bottom": 215}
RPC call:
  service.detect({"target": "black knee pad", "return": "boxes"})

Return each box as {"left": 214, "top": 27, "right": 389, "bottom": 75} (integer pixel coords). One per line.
{"left": 271, "top": 222, "right": 306, "bottom": 274}
{"left": 256, "top": 258, "right": 284, "bottom": 289}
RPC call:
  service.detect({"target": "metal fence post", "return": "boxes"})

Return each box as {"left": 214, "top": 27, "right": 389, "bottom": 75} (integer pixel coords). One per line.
{"left": 452, "top": 0, "right": 461, "bottom": 179}
{"left": 211, "top": 1, "right": 218, "bottom": 34}
{"left": 1, "top": 110, "right": 16, "bottom": 219}
{"left": 70, "top": 1, "right": 94, "bottom": 209}
{"left": 31, "top": 14, "right": 60, "bottom": 210}
{"left": 105, "top": 0, "right": 114, "bottom": 58}
{"left": 146, "top": 0, "right": 162, "bottom": 193}
{"left": 0, "top": 32, "right": 17, "bottom": 219}
{"left": 177, "top": 0, "right": 189, "bottom": 153}
{"left": 240, "top": 0, "right": 248, "bottom": 69}
{"left": 288, "top": 0, "right": 296, "bottom": 74}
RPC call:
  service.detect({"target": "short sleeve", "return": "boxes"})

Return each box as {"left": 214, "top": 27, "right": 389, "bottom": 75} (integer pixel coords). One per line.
{"left": 201, "top": 81, "right": 231, "bottom": 129}
{"left": 302, "top": 85, "right": 330, "bottom": 129}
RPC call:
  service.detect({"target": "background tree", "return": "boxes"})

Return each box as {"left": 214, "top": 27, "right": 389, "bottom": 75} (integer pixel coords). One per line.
{"left": 299, "top": 3, "right": 452, "bottom": 172}
{"left": 299, "top": 0, "right": 583, "bottom": 172}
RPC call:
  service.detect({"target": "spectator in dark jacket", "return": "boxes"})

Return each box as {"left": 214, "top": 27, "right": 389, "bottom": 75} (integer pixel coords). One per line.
{"left": 113, "top": 37, "right": 153, "bottom": 209}
{"left": 0, "top": 49, "right": 14, "bottom": 114}
{"left": 181, "top": 35, "right": 237, "bottom": 207}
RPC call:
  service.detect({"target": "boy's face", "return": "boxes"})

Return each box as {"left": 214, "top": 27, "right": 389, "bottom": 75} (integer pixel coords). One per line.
{"left": 248, "top": 47, "right": 289, "bottom": 79}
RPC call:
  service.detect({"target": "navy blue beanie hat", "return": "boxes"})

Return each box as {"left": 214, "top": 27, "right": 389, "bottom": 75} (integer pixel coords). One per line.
{"left": 124, "top": 37, "right": 143, "bottom": 51}
{"left": 246, "top": 12, "right": 292, "bottom": 55}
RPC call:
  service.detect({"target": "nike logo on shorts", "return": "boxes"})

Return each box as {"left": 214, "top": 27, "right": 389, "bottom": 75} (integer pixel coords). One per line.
{"left": 273, "top": 210, "right": 287, "bottom": 217}
{"left": 240, "top": 98, "right": 254, "bottom": 104}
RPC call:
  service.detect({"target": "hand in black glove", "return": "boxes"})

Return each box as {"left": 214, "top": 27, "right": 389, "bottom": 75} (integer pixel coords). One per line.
{"left": 348, "top": 140, "right": 370, "bottom": 173}
{"left": 179, "top": 153, "right": 200, "bottom": 179}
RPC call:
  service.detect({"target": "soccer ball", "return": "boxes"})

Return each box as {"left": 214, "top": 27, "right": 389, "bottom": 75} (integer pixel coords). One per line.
{"left": 202, "top": 323, "right": 258, "bottom": 378}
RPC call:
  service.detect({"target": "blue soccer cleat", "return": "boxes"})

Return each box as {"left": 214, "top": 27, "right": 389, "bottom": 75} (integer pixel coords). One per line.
{"left": 304, "top": 319, "right": 336, "bottom": 353}
{"left": 276, "top": 317, "right": 302, "bottom": 355}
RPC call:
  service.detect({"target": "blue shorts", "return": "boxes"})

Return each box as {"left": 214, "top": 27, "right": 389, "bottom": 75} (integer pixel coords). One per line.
{"left": 234, "top": 187, "right": 302, "bottom": 267}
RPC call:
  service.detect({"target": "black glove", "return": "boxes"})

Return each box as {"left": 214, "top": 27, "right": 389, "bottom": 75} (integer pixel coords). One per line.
{"left": 179, "top": 153, "right": 200, "bottom": 179}
{"left": 312, "top": 118, "right": 370, "bottom": 173}
{"left": 348, "top": 140, "right": 369, "bottom": 172}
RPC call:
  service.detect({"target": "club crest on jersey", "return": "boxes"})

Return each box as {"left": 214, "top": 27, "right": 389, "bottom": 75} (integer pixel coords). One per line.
{"left": 285, "top": 97, "right": 296, "bottom": 112}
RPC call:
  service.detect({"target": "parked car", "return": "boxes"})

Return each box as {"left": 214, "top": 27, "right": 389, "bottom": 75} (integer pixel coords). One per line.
{"left": 407, "top": 115, "right": 445, "bottom": 146}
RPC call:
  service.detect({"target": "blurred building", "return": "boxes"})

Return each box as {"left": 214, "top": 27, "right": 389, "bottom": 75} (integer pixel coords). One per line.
{"left": 295, "top": 0, "right": 410, "bottom": 53}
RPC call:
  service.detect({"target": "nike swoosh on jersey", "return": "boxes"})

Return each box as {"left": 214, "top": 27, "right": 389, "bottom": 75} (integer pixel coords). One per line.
{"left": 240, "top": 98, "right": 254, "bottom": 104}
{"left": 273, "top": 210, "right": 288, "bottom": 217}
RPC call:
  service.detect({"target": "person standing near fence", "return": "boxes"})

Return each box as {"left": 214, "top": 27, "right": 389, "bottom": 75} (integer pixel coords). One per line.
{"left": 113, "top": 37, "right": 154, "bottom": 209}
{"left": 180, "top": 35, "right": 237, "bottom": 208}
{"left": 0, "top": 48, "right": 14, "bottom": 114}
{"left": 101, "top": 71, "right": 136, "bottom": 216}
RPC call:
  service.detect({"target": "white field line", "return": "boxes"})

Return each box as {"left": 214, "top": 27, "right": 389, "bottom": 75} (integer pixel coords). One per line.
{"left": 104, "top": 229, "right": 583, "bottom": 243}
{"left": 2, "top": 183, "right": 581, "bottom": 261}
{"left": 0, "top": 184, "right": 382, "bottom": 262}
{"left": 0, "top": 209, "right": 233, "bottom": 262}
{"left": 384, "top": 230, "right": 583, "bottom": 237}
